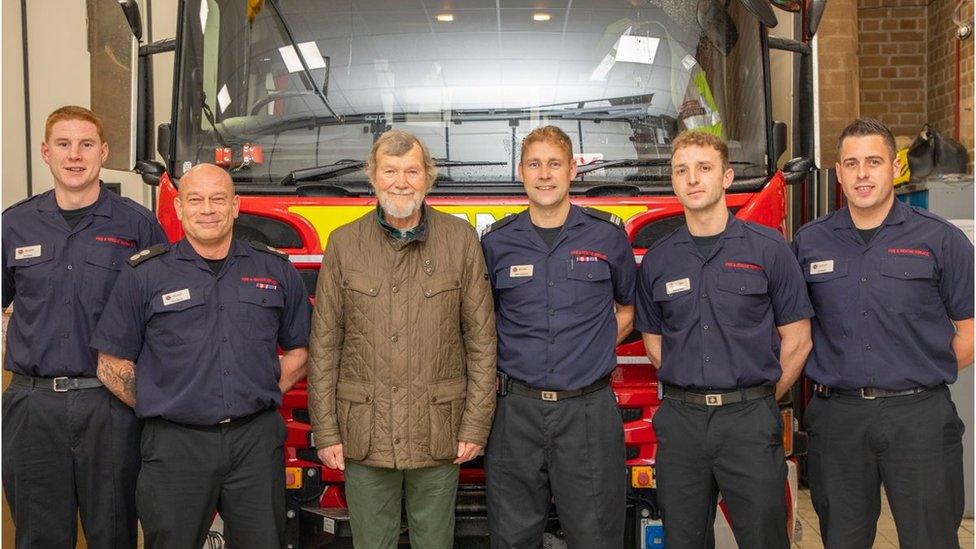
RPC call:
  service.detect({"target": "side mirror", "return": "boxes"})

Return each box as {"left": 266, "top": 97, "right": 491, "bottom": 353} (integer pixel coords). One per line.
{"left": 739, "top": 0, "right": 778, "bottom": 27}
{"left": 156, "top": 123, "right": 171, "bottom": 162}
{"left": 806, "top": 0, "right": 827, "bottom": 37}
{"left": 117, "top": 0, "right": 142, "bottom": 40}
{"left": 135, "top": 160, "right": 165, "bottom": 187}
{"left": 782, "top": 156, "right": 816, "bottom": 184}
{"left": 87, "top": 0, "right": 140, "bottom": 171}
{"left": 772, "top": 121, "right": 788, "bottom": 164}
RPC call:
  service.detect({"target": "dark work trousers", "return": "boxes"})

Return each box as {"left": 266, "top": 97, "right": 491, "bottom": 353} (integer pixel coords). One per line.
{"left": 653, "top": 395, "right": 789, "bottom": 549}
{"left": 137, "top": 408, "right": 287, "bottom": 549}
{"left": 485, "top": 385, "right": 626, "bottom": 549}
{"left": 805, "top": 387, "right": 965, "bottom": 549}
{"left": 1, "top": 383, "right": 140, "bottom": 548}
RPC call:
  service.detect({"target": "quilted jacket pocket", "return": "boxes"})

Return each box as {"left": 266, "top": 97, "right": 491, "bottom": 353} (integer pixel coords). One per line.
{"left": 428, "top": 378, "right": 467, "bottom": 460}
{"left": 336, "top": 380, "right": 375, "bottom": 461}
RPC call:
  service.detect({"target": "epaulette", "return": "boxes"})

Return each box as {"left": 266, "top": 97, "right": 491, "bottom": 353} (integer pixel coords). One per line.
{"left": 581, "top": 207, "right": 625, "bottom": 230}
{"left": 249, "top": 240, "right": 289, "bottom": 260}
{"left": 741, "top": 219, "right": 788, "bottom": 244}
{"left": 792, "top": 209, "right": 841, "bottom": 239}
{"left": 127, "top": 244, "right": 168, "bottom": 267}
{"left": 2, "top": 193, "right": 42, "bottom": 215}
{"left": 480, "top": 213, "right": 518, "bottom": 239}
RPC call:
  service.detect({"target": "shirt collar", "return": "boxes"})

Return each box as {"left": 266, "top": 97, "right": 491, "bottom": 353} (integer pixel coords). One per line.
{"left": 511, "top": 203, "right": 588, "bottom": 232}
{"left": 174, "top": 238, "right": 248, "bottom": 263}
{"left": 376, "top": 202, "right": 429, "bottom": 242}
{"left": 36, "top": 183, "right": 114, "bottom": 218}
{"left": 671, "top": 212, "right": 744, "bottom": 246}
{"left": 830, "top": 199, "right": 907, "bottom": 231}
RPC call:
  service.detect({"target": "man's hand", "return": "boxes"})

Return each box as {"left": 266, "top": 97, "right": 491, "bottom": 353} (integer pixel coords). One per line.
{"left": 317, "top": 444, "right": 345, "bottom": 471}
{"left": 454, "top": 441, "right": 483, "bottom": 464}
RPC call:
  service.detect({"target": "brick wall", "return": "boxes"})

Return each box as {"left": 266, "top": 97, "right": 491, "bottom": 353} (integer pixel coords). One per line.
{"left": 927, "top": 0, "right": 974, "bottom": 167}
{"left": 817, "top": 0, "right": 861, "bottom": 168}
{"left": 818, "top": 0, "right": 974, "bottom": 171}
{"left": 857, "top": 0, "right": 928, "bottom": 137}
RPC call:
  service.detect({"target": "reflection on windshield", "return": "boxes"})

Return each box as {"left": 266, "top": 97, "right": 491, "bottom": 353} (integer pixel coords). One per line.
{"left": 173, "top": 0, "right": 768, "bottom": 184}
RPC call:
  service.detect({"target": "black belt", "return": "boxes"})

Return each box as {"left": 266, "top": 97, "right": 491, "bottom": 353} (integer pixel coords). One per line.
{"left": 813, "top": 383, "right": 938, "bottom": 399}
{"left": 10, "top": 373, "right": 103, "bottom": 392}
{"left": 498, "top": 373, "right": 610, "bottom": 402}
{"left": 663, "top": 384, "right": 774, "bottom": 406}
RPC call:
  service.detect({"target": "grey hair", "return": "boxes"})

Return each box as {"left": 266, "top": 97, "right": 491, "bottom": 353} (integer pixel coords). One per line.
{"left": 365, "top": 130, "right": 438, "bottom": 188}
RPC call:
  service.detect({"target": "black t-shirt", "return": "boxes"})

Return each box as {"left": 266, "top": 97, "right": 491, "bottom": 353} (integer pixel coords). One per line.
{"left": 533, "top": 225, "right": 563, "bottom": 249}
{"left": 204, "top": 257, "right": 227, "bottom": 275}
{"left": 691, "top": 233, "right": 722, "bottom": 257}
{"left": 857, "top": 226, "right": 880, "bottom": 245}
{"left": 59, "top": 203, "right": 97, "bottom": 230}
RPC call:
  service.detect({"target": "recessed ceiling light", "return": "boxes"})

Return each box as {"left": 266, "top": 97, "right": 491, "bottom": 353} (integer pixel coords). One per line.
{"left": 533, "top": 13, "right": 551, "bottom": 22}
{"left": 436, "top": 13, "right": 454, "bottom": 22}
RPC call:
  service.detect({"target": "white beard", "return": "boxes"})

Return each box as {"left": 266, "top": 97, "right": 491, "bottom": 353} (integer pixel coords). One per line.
{"left": 378, "top": 191, "right": 424, "bottom": 220}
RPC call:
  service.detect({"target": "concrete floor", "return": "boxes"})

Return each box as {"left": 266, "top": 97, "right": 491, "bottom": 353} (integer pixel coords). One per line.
{"left": 792, "top": 487, "right": 974, "bottom": 548}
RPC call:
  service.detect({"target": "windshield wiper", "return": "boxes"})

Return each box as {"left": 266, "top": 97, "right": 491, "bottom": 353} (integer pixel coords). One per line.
{"left": 281, "top": 159, "right": 507, "bottom": 185}
{"left": 575, "top": 158, "right": 671, "bottom": 175}
{"left": 266, "top": 0, "right": 341, "bottom": 122}
{"left": 575, "top": 159, "right": 764, "bottom": 176}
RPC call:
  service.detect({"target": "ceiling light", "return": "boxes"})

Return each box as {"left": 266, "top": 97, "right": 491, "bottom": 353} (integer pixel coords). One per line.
{"left": 436, "top": 13, "right": 454, "bottom": 22}
{"left": 533, "top": 13, "right": 551, "bottom": 22}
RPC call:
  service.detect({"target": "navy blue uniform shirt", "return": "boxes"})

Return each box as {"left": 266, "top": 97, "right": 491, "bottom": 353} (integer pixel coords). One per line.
{"left": 635, "top": 216, "right": 814, "bottom": 389}
{"left": 2, "top": 187, "right": 166, "bottom": 377}
{"left": 792, "top": 200, "right": 974, "bottom": 390}
{"left": 481, "top": 205, "right": 636, "bottom": 391}
{"left": 91, "top": 239, "right": 311, "bottom": 425}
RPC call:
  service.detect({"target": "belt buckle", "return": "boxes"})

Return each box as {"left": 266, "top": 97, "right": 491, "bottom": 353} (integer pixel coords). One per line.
{"left": 52, "top": 377, "right": 70, "bottom": 392}
{"left": 705, "top": 393, "right": 723, "bottom": 406}
{"left": 541, "top": 391, "right": 558, "bottom": 402}
{"left": 860, "top": 388, "right": 877, "bottom": 400}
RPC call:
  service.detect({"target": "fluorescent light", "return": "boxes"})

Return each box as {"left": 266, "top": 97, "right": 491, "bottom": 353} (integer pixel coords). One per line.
{"left": 436, "top": 13, "right": 454, "bottom": 22}
{"left": 533, "top": 13, "right": 551, "bottom": 21}
{"left": 277, "top": 42, "right": 327, "bottom": 74}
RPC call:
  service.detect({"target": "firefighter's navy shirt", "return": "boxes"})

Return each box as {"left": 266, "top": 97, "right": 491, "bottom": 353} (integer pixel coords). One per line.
{"left": 91, "top": 239, "right": 311, "bottom": 425}
{"left": 482, "top": 205, "right": 636, "bottom": 391}
{"left": 635, "top": 216, "right": 813, "bottom": 389}
{"left": 792, "top": 199, "right": 974, "bottom": 390}
{"left": 1, "top": 187, "right": 166, "bottom": 377}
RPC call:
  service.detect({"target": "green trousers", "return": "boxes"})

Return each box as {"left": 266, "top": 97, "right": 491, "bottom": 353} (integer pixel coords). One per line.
{"left": 344, "top": 461, "right": 460, "bottom": 549}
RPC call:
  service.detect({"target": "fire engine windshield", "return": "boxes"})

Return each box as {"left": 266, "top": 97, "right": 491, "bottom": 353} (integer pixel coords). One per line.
{"left": 172, "top": 0, "right": 770, "bottom": 188}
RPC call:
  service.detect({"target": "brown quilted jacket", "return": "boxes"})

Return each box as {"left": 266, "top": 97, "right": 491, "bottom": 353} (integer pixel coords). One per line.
{"left": 307, "top": 207, "right": 497, "bottom": 469}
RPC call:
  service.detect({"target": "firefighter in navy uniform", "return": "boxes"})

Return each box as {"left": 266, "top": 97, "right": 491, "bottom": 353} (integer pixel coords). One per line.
{"left": 90, "top": 164, "right": 311, "bottom": 549}
{"left": 635, "top": 131, "right": 813, "bottom": 549}
{"left": 1, "top": 106, "right": 167, "bottom": 549}
{"left": 793, "top": 118, "right": 974, "bottom": 549}
{"left": 481, "top": 126, "right": 636, "bottom": 549}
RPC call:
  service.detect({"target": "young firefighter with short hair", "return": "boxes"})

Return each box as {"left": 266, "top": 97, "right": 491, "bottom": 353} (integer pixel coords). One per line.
{"left": 635, "top": 130, "right": 813, "bottom": 548}
{"left": 794, "top": 118, "right": 974, "bottom": 548}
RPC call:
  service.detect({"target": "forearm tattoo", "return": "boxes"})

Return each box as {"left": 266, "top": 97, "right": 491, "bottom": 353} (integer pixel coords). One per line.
{"left": 97, "top": 353, "right": 137, "bottom": 407}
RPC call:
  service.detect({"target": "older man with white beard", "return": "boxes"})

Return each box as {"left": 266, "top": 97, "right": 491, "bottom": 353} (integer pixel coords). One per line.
{"left": 306, "top": 130, "right": 497, "bottom": 548}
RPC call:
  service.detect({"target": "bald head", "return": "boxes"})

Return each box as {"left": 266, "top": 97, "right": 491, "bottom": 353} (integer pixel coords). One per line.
{"left": 180, "top": 163, "right": 234, "bottom": 198}
{"left": 175, "top": 163, "right": 240, "bottom": 255}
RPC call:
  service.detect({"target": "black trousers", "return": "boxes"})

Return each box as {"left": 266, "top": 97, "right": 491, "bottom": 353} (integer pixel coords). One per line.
{"left": 652, "top": 395, "right": 789, "bottom": 549}
{"left": 2, "top": 383, "right": 140, "bottom": 548}
{"left": 137, "top": 409, "right": 287, "bottom": 549}
{"left": 805, "top": 387, "right": 965, "bottom": 548}
{"left": 485, "top": 385, "right": 626, "bottom": 549}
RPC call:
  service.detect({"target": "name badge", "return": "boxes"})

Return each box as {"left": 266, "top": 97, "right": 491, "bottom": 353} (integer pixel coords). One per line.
{"left": 162, "top": 288, "right": 191, "bottom": 306}
{"left": 809, "top": 260, "right": 834, "bottom": 275}
{"left": 14, "top": 245, "right": 41, "bottom": 260}
{"left": 666, "top": 277, "right": 691, "bottom": 295}
{"left": 509, "top": 265, "right": 534, "bottom": 278}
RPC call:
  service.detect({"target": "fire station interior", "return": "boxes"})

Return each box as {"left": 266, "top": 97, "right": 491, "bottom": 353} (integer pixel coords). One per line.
{"left": 1, "top": 0, "right": 974, "bottom": 548}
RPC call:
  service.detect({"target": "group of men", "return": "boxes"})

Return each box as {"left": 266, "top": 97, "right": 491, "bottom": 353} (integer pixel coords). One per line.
{"left": 1, "top": 105, "right": 971, "bottom": 549}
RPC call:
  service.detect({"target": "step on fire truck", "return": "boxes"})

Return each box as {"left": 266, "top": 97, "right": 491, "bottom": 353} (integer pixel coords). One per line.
{"left": 89, "top": 0, "right": 826, "bottom": 546}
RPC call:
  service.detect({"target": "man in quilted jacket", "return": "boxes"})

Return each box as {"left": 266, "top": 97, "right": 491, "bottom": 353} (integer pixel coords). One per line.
{"left": 307, "top": 130, "right": 497, "bottom": 548}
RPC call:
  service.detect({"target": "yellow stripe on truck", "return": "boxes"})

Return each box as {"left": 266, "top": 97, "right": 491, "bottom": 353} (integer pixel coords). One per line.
{"left": 288, "top": 204, "right": 647, "bottom": 249}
